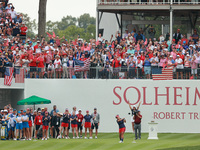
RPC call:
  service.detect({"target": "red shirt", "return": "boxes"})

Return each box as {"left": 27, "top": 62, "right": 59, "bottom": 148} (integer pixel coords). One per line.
{"left": 20, "top": 26, "right": 28, "bottom": 35}
{"left": 148, "top": 53, "right": 153, "bottom": 59}
{"left": 37, "top": 57, "right": 44, "bottom": 68}
{"left": 77, "top": 114, "right": 84, "bottom": 123}
{"left": 112, "top": 59, "right": 121, "bottom": 68}
{"left": 134, "top": 114, "right": 142, "bottom": 124}
{"left": 34, "top": 115, "right": 43, "bottom": 125}
{"left": 29, "top": 55, "right": 37, "bottom": 67}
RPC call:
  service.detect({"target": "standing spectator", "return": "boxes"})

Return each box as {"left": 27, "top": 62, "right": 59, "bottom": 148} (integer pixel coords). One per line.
{"left": 175, "top": 55, "right": 184, "bottom": 79}
{"left": 29, "top": 53, "right": 37, "bottom": 78}
{"left": 184, "top": 54, "right": 191, "bottom": 79}
{"left": 144, "top": 55, "right": 151, "bottom": 79}
{"left": 91, "top": 108, "right": 100, "bottom": 139}
{"left": 136, "top": 56, "right": 143, "bottom": 78}
{"left": 54, "top": 55, "right": 62, "bottom": 78}
{"left": 0, "top": 53, "right": 4, "bottom": 77}
{"left": 47, "top": 61, "right": 54, "bottom": 78}
{"left": 42, "top": 111, "right": 50, "bottom": 140}
{"left": 191, "top": 29, "right": 199, "bottom": 44}
{"left": 22, "top": 110, "right": 30, "bottom": 140}
{"left": 173, "top": 29, "right": 183, "bottom": 44}
{"left": 34, "top": 110, "right": 43, "bottom": 139}
{"left": 27, "top": 108, "right": 33, "bottom": 140}
{"left": 15, "top": 111, "right": 23, "bottom": 140}
{"left": 61, "top": 109, "right": 70, "bottom": 139}
{"left": 20, "top": 23, "right": 28, "bottom": 40}
{"left": 77, "top": 109, "right": 84, "bottom": 138}
{"left": 50, "top": 105, "right": 59, "bottom": 116}
{"left": 134, "top": 110, "right": 142, "bottom": 140}
{"left": 112, "top": 55, "right": 121, "bottom": 79}
{"left": 70, "top": 111, "right": 79, "bottom": 139}
{"left": 191, "top": 55, "right": 198, "bottom": 79}
{"left": 62, "top": 54, "right": 68, "bottom": 78}
{"left": 8, "top": 6, "right": 16, "bottom": 19}
{"left": 148, "top": 25, "right": 156, "bottom": 40}
{"left": 83, "top": 110, "right": 92, "bottom": 139}
{"left": 67, "top": 56, "right": 74, "bottom": 79}
{"left": 127, "top": 54, "right": 136, "bottom": 79}
{"left": 36, "top": 54, "right": 45, "bottom": 78}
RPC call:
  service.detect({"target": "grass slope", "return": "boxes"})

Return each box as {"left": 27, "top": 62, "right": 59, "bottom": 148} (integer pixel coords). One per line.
{"left": 0, "top": 133, "right": 200, "bottom": 150}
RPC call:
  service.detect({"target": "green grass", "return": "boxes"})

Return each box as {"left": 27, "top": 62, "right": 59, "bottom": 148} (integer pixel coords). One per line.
{"left": 0, "top": 133, "right": 200, "bottom": 150}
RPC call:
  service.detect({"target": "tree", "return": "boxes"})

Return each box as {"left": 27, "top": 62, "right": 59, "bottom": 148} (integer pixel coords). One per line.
{"left": 57, "top": 16, "right": 77, "bottom": 30}
{"left": 57, "top": 25, "right": 85, "bottom": 41}
{"left": 78, "top": 13, "right": 96, "bottom": 32}
{"left": 38, "top": 0, "right": 47, "bottom": 39}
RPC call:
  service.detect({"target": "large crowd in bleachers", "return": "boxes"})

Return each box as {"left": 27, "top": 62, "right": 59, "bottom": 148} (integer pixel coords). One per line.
{"left": 0, "top": 2, "right": 200, "bottom": 79}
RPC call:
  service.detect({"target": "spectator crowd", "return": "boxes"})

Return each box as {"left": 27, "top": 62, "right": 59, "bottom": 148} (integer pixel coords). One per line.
{"left": 0, "top": 2, "right": 199, "bottom": 80}
{"left": 0, "top": 104, "right": 100, "bottom": 140}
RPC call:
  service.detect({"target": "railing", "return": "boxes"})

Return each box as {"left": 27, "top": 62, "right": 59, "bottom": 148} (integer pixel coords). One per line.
{"left": 6, "top": 66, "right": 200, "bottom": 80}
{"left": 97, "top": 0, "right": 200, "bottom": 5}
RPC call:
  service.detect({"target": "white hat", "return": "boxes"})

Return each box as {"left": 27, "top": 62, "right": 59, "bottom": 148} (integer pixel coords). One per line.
{"left": 133, "top": 105, "right": 136, "bottom": 108}
{"left": 169, "top": 55, "right": 173, "bottom": 57}
{"left": 186, "top": 54, "right": 190, "bottom": 56}
{"left": 78, "top": 109, "right": 82, "bottom": 111}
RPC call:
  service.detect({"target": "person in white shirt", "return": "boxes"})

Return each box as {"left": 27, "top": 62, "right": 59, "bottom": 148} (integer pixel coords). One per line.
{"left": 136, "top": 56, "right": 143, "bottom": 78}
{"left": 54, "top": 55, "right": 62, "bottom": 78}
{"left": 62, "top": 54, "right": 69, "bottom": 78}
{"left": 175, "top": 55, "right": 184, "bottom": 79}
{"left": 47, "top": 61, "right": 54, "bottom": 78}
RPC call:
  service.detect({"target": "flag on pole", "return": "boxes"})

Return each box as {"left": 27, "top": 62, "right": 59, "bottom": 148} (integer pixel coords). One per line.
{"left": 152, "top": 68, "right": 173, "bottom": 80}
{"left": 4, "top": 67, "right": 14, "bottom": 86}
{"left": 74, "top": 58, "right": 90, "bottom": 72}
{"left": 15, "top": 68, "right": 24, "bottom": 83}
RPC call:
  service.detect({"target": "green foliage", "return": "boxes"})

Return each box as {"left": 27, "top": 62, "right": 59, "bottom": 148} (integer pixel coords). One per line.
{"left": 46, "top": 13, "right": 96, "bottom": 42}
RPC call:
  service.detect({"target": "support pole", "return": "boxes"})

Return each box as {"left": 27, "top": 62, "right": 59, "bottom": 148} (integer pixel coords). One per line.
{"left": 121, "top": 13, "right": 123, "bottom": 38}
{"left": 170, "top": 7, "right": 173, "bottom": 43}
{"left": 96, "top": 0, "right": 99, "bottom": 40}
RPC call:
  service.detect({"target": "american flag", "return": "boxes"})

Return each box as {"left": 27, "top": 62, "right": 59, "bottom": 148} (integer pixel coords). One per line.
{"left": 74, "top": 58, "right": 90, "bottom": 72}
{"left": 152, "top": 68, "right": 173, "bottom": 80}
{"left": 15, "top": 68, "right": 24, "bottom": 83}
{"left": 4, "top": 67, "right": 14, "bottom": 86}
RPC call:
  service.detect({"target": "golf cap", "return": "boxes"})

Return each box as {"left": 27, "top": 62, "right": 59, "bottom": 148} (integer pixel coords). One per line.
{"left": 133, "top": 105, "right": 136, "bottom": 108}
{"left": 38, "top": 111, "right": 41, "bottom": 113}
{"left": 78, "top": 109, "right": 82, "bottom": 111}
{"left": 18, "top": 111, "right": 21, "bottom": 113}
{"left": 23, "top": 110, "right": 26, "bottom": 113}
{"left": 86, "top": 110, "right": 89, "bottom": 113}
{"left": 115, "top": 115, "right": 119, "bottom": 118}
{"left": 94, "top": 108, "right": 97, "bottom": 110}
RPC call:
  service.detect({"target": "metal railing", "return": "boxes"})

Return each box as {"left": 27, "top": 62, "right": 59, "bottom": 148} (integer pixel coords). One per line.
{"left": 3, "top": 66, "right": 200, "bottom": 80}
{"left": 97, "top": 0, "right": 200, "bottom": 5}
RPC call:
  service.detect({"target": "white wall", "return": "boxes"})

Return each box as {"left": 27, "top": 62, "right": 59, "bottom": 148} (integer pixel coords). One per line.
{"left": 24, "top": 79, "right": 200, "bottom": 133}
{"left": 99, "top": 13, "right": 120, "bottom": 41}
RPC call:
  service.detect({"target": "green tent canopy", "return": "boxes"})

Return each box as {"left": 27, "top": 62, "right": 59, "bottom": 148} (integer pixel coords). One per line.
{"left": 17, "top": 95, "right": 51, "bottom": 109}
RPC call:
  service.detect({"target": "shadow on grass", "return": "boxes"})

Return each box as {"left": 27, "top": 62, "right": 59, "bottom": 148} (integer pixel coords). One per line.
{"left": 158, "top": 145, "right": 200, "bottom": 150}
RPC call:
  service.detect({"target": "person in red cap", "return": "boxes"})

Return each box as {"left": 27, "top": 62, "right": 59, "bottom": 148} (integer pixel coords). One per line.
{"left": 42, "top": 111, "right": 50, "bottom": 140}
{"left": 77, "top": 109, "right": 84, "bottom": 138}
{"left": 83, "top": 110, "right": 92, "bottom": 139}
{"left": 116, "top": 115, "right": 126, "bottom": 143}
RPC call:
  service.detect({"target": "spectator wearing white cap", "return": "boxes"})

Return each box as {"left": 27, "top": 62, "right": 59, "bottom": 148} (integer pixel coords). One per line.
{"left": 175, "top": 55, "right": 184, "bottom": 79}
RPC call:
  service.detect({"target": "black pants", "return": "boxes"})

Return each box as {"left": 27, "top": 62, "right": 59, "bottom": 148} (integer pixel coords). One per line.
{"left": 53, "top": 126, "right": 60, "bottom": 138}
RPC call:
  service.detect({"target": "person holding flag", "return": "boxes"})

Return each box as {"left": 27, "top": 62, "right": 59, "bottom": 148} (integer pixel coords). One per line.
{"left": 116, "top": 115, "right": 126, "bottom": 143}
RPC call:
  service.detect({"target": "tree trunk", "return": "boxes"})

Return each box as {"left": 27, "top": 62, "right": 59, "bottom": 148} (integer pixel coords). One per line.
{"left": 38, "top": 0, "right": 47, "bottom": 39}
